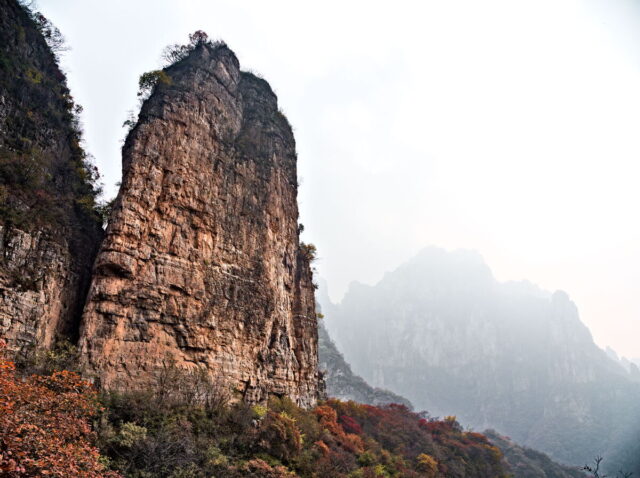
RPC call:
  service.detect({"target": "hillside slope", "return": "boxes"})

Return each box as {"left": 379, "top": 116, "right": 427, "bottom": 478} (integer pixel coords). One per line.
{"left": 485, "top": 431, "right": 586, "bottom": 478}
{"left": 319, "top": 320, "right": 412, "bottom": 408}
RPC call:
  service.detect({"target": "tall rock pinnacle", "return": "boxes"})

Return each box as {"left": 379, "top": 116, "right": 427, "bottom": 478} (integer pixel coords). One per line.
{"left": 79, "top": 42, "right": 320, "bottom": 406}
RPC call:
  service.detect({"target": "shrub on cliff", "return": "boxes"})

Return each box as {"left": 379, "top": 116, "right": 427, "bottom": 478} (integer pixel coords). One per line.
{"left": 137, "top": 70, "right": 172, "bottom": 99}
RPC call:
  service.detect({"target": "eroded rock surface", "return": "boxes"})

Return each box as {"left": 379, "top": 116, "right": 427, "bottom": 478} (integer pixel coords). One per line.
{"left": 79, "top": 43, "right": 320, "bottom": 406}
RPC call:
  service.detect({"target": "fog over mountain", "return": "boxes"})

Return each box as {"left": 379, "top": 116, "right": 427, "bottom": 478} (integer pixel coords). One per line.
{"left": 320, "top": 247, "right": 640, "bottom": 472}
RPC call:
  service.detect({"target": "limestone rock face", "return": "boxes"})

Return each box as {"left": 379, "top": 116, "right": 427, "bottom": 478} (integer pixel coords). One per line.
{"left": 79, "top": 43, "right": 320, "bottom": 406}
{"left": 0, "top": 0, "right": 102, "bottom": 353}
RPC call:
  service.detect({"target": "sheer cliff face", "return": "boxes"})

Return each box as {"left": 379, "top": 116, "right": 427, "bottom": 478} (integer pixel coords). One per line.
{"left": 79, "top": 44, "right": 320, "bottom": 406}
{"left": 0, "top": 0, "right": 102, "bottom": 353}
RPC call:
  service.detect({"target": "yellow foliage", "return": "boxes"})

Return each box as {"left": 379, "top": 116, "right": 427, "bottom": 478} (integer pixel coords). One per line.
{"left": 252, "top": 404, "right": 267, "bottom": 419}
{"left": 417, "top": 453, "right": 439, "bottom": 477}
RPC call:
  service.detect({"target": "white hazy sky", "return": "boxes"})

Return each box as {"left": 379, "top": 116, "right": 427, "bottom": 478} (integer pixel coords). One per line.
{"left": 38, "top": 0, "right": 640, "bottom": 358}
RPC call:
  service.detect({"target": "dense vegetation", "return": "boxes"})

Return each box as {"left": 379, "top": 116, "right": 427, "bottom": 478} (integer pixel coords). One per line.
{"left": 2, "top": 342, "right": 509, "bottom": 478}
{"left": 0, "top": 0, "right": 104, "bottom": 233}
{"left": 0, "top": 341, "right": 119, "bottom": 477}
{"left": 96, "top": 381, "right": 508, "bottom": 477}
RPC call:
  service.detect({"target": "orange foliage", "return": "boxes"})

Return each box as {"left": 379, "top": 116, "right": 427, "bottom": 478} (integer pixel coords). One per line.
{"left": 315, "top": 405, "right": 364, "bottom": 454}
{"left": 0, "top": 341, "right": 119, "bottom": 477}
{"left": 237, "top": 458, "right": 296, "bottom": 477}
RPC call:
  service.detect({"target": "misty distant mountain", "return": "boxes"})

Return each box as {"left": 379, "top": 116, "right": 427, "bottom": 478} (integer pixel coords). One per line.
{"left": 320, "top": 247, "right": 640, "bottom": 473}
{"left": 316, "top": 286, "right": 412, "bottom": 408}
{"left": 318, "top": 316, "right": 591, "bottom": 478}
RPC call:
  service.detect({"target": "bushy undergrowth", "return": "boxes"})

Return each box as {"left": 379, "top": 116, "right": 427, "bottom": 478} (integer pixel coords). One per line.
{"left": 5, "top": 342, "right": 632, "bottom": 477}
{"left": 95, "top": 382, "right": 507, "bottom": 477}
{"left": 3, "top": 340, "right": 508, "bottom": 477}
{"left": 0, "top": 341, "right": 119, "bottom": 477}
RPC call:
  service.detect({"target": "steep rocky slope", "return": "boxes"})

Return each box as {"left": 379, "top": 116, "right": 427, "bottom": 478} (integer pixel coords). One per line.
{"left": 79, "top": 41, "right": 320, "bottom": 406}
{"left": 316, "top": 283, "right": 412, "bottom": 407}
{"left": 318, "top": 283, "right": 590, "bottom": 477}
{"left": 322, "top": 247, "right": 640, "bottom": 470}
{"left": 0, "top": 0, "right": 102, "bottom": 354}
{"left": 318, "top": 320, "right": 412, "bottom": 408}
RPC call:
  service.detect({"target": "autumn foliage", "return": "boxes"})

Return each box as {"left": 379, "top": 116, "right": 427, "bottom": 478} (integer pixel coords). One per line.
{"left": 0, "top": 341, "right": 119, "bottom": 477}
{"left": 308, "top": 400, "right": 506, "bottom": 478}
{"left": 0, "top": 339, "right": 507, "bottom": 477}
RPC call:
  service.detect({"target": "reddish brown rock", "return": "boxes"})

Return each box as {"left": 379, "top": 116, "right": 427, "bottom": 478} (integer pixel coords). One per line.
{"left": 79, "top": 43, "right": 320, "bottom": 406}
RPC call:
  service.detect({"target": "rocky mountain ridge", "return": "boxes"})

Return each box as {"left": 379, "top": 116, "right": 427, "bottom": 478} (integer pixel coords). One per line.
{"left": 317, "top": 293, "right": 589, "bottom": 477}
{"left": 321, "top": 247, "right": 640, "bottom": 471}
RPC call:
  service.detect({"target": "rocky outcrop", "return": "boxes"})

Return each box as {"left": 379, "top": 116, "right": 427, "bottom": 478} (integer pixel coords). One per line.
{"left": 79, "top": 42, "right": 320, "bottom": 406}
{"left": 0, "top": 0, "right": 102, "bottom": 353}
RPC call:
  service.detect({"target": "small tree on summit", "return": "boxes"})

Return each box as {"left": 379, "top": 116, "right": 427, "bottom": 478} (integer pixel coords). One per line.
{"left": 188, "top": 30, "right": 209, "bottom": 46}
{"left": 161, "top": 30, "right": 226, "bottom": 67}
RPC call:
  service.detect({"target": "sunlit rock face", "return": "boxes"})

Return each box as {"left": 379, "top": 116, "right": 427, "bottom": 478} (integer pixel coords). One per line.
{"left": 79, "top": 43, "right": 320, "bottom": 407}
{"left": 322, "top": 247, "right": 640, "bottom": 468}
{"left": 0, "top": 0, "right": 102, "bottom": 354}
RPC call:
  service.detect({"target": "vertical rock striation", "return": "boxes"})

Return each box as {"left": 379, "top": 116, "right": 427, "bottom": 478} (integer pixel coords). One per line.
{"left": 79, "top": 43, "right": 320, "bottom": 406}
{"left": 0, "top": 0, "right": 103, "bottom": 353}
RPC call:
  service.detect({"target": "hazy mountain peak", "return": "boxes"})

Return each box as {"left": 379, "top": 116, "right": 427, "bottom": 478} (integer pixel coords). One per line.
{"left": 320, "top": 247, "right": 640, "bottom": 470}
